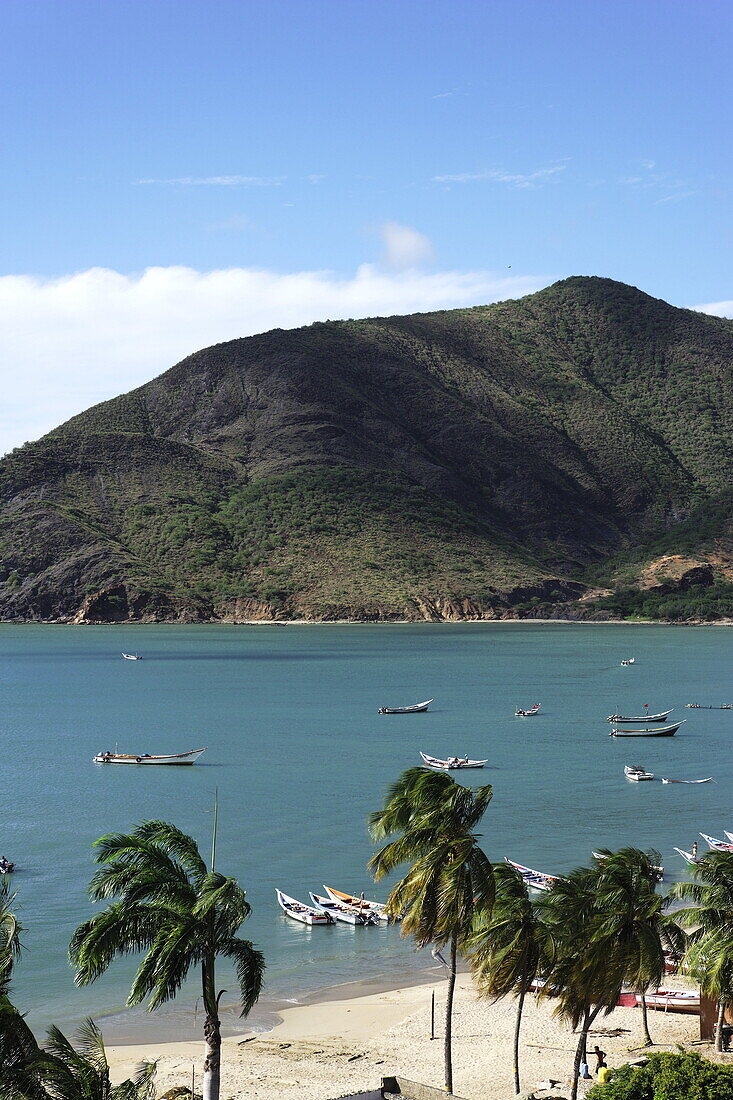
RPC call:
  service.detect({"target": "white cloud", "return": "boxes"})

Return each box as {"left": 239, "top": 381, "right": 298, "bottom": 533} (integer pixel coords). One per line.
{"left": 433, "top": 166, "right": 566, "bottom": 188}
{"left": 0, "top": 264, "right": 549, "bottom": 455}
{"left": 694, "top": 299, "right": 733, "bottom": 318}
{"left": 379, "top": 222, "right": 434, "bottom": 270}
{"left": 136, "top": 175, "right": 284, "bottom": 186}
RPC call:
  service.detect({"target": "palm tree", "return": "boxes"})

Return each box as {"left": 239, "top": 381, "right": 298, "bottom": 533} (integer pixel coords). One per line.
{"left": 670, "top": 850, "right": 733, "bottom": 1051}
{"left": 369, "top": 767, "right": 494, "bottom": 1095}
{"left": 0, "top": 880, "right": 46, "bottom": 1095}
{"left": 466, "top": 861, "right": 549, "bottom": 1094}
{"left": 592, "top": 847, "right": 684, "bottom": 1046}
{"left": 69, "top": 820, "right": 264, "bottom": 1100}
{"left": 1, "top": 1018, "right": 157, "bottom": 1100}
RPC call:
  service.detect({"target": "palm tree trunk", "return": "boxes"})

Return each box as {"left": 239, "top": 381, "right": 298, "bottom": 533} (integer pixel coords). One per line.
{"left": 570, "top": 1005, "right": 602, "bottom": 1100}
{"left": 640, "top": 993, "right": 653, "bottom": 1045}
{"left": 715, "top": 1000, "right": 725, "bottom": 1053}
{"left": 513, "top": 984, "right": 527, "bottom": 1095}
{"left": 444, "top": 933, "right": 457, "bottom": 1094}
{"left": 202, "top": 958, "right": 221, "bottom": 1100}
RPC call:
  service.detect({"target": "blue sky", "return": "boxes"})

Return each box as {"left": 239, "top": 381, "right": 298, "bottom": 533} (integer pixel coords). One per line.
{"left": 1, "top": 0, "right": 731, "bottom": 451}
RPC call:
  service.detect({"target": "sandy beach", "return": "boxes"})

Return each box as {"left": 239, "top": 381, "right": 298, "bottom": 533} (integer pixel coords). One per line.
{"left": 107, "top": 973, "right": 715, "bottom": 1099}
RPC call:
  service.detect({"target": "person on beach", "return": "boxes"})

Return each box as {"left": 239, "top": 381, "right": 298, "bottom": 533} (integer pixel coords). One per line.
{"left": 592, "top": 1045, "right": 606, "bottom": 1072}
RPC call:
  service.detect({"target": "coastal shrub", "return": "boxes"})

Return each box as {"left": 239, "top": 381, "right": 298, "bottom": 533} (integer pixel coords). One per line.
{"left": 587, "top": 1050, "right": 733, "bottom": 1099}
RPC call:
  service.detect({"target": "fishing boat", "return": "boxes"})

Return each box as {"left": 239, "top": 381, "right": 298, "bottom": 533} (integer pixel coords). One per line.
{"left": 515, "top": 703, "right": 541, "bottom": 717}
{"left": 276, "top": 889, "right": 334, "bottom": 925}
{"left": 624, "top": 764, "right": 655, "bottom": 781}
{"left": 378, "top": 699, "right": 432, "bottom": 715}
{"left": 636, "top": 989, "right": 700, "bottom": 1014}
{"left": 93, "top": 747, "right": 207, "bottom": 765}
{"left": 607, "top": 709, "right": 672, "bottom": 723}
{"left": 700, "top": 833, "right": 733, "bottom": 852}
{"left": 609, "top": 721, "right": 683, "bottom": 737}
{"left": 309, "top": 892, "right": 379, "bottom": 926}
{"left": 322, "top": 886, "right": 392, "bottom": 922}
{"left": 673, "top": 847, "right": 704, "bottom": 866}
{"left": 724, "top": 832, "right": 733, "bottom": 844}
{"left": 593, "top": 850, "right": 663, "bottom": 879}
{"left": 504, "top": 857, "right": 558, "bottom": 892}
{"left": 420, "top": 752, "right": 487, "bottom": 770}
{"left": 661, "top": 776, "right": 713, "bottom": 784}
{"left": 686, "top": 703, "right": 733, "bottom": 710}
{"left": 121, "top": 652, "right": 142, "bottom": 660}
{"left": 621, "top": 657, "right": 635, "bottom": 665}
{"left": 0, "top": 859, "right": 15, "bottom": 875}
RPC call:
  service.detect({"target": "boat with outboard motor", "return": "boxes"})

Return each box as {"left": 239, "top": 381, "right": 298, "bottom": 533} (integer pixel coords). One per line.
{"left": 276, "top": 889, "right": 335, "bottom": 925}
{"left": 515, "top": 703, "right": 541, "bottom": 717}
{"left": 420, "top": 752, "right": 487, "bottom": 770}
{"left": 93, "top": 747, "right": 207, "bottom": 765}
{"left": 504, "top": 857, "right": 558, "bottom": 892}
{"left": 322, "top": 886, "right": 392, "bottom": 922}
{"left": 621, "top": 657, "right": 635, "bottom": 665}
{"left": 378, "top": 699, "right": 432, "bottom": 715}
{"left": 624, "top": 764, "right": 655, "bottom": 781}
{"left": 607, "top": 709, "right": 672, "bottom": 723}
{"left": 309, "top": 891, "right": 380, "bottom": 925}
{"left": 0, "top": 858, "right": 15, "bottom": 875}
{"left": 121, "top": 652, "right": 142, "bottom": 660}
{"left": 610, "top": 721, "right": 683, "bottom": 737}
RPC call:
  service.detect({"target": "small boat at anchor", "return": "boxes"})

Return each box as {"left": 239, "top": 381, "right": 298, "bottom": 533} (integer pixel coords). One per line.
{"left": 637, "top": 989, "right": 700, "bottom": 1014}
{"left": 607, "top": 709, "right": 673, "bottom": 723}
{"left": 309, "top": 891, "right": 380, "bottom": 926}
{"left": 323, "top": 886, "right": 393, "bottom": 922}
{"left": 700, "top": 833, "right": 733, "bottom": 852}
{"left": 276, "top": 889, "right": 334, "bottom": 925}
{"left": 420, "top": 752, "right": 488, "bottom": 770}
{"left": 624, "top": 764, "right": 655, "bottom": 781}
{"left": 593, "top": 850, "right": 663, "bottom": 879}
{"left": 0, "top": 858, "right": 15, "bottom": 875}
{"left": 504, "top": 857, "right": 558, "bottom": 892}
{"left": 515, "top": 703, "right": 541, "bottom": 717}
{"left": 121, "top": 652, "right": 142, "bottom": 660}
{"left": 621, "top": 657, "right": 635, "bottom": 666}
{"left": 610, "top": 721, "right": 683, "bottom": 737}
{"left": 93, "top": 747, "right": 207, "bottom": 765}
{"left": 674, "top": 847, "right": 705, "bottom": 866}
{"left": 661, "top": 776, "right": 713, "bottom": 784}
{"left": 378, "top": 699, "right": 432, "bottom": 715}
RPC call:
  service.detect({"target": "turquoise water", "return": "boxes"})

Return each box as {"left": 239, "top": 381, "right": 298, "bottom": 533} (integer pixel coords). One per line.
{"left": 1, "top": 623, "right": 731, "bottom": 1040}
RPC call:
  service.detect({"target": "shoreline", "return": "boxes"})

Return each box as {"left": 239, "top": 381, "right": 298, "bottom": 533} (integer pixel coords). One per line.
{"left": 3, "top": 617, "right": 732, "bottom": 626}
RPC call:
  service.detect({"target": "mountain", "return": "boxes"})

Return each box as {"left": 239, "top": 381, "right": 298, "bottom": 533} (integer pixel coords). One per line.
{"left": 2, "top": 276, "right": 733, "bottom": 623}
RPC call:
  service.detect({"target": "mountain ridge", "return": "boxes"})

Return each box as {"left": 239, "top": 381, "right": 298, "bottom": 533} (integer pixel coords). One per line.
{"left": 1, "top": 276, "right": 732, "bottom": 623}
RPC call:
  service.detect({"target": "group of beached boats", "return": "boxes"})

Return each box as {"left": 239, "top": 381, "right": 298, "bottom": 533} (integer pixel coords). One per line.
{"left": 275, "top": 886, "right": 394, "bottom": 926}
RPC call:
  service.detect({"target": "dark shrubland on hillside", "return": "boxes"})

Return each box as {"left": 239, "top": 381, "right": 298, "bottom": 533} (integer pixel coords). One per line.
{"left": 1, "top": 276, "right": 733, "bottom": 623}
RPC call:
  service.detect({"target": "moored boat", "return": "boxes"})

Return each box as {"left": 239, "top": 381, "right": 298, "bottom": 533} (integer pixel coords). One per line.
{"left": 121, "top": 652, "right": 142, "bottom": 660}
{"left": 504, "top": 857, "right": 558, "bottom": 892}
{"left": 621, "top": 657, "right": 635, "bottom": 665}
{"left": 378, "top": 699, "right": 432, "bottom": 715}
{"left": 515, "top": 703, "right": 541, "bottom": 717}
{"left": 420, "top": 752, "right": 488, "bottom": 770}
{"left": 624, "top": 764, "right": 655, "bottom": 781}
{"left": 323, "top": 886, "right": 392, "bottom": 922}
{"left": 276, "top": 889, "right": 334, "bottom": 925}
{"left": 309, "top": 891, "right": 380, "bottom": 925}
{"left": 607, "top": 709, "right": 672, "bottom": 723}
{"left": 661, "top": 776, "right": 713, "bottom": 784}
{"left": 93, "top": 747, "right": 207, "bottom": 765}
{"left": 610, "top": 721, "right": 683, "bottom": 737}
{"left": 593, "top": 850, "right": 663, "bottom": 879}
{"left": 700, "top": 832, "right": 733, "bottom": 852}
{"left": 636, "top": 989, "right": 699, "bottom": 1014}
{"left": 0, "top": 858, "right": 15, "bottom": 875}
{"left": 674, "top": 846, "right": 704, "bottom": 866}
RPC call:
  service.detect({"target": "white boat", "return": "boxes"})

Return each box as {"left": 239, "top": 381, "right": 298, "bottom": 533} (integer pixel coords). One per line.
{"left": 276, "top": 889, "right": 334, "bottom": 925}
{"left": 621, "top": 657, "right": 635, "bottom": 665}
{"left": 700, "top": 832, "right": 733, "bottom": 852}
{"left": 607, "top": 709, "right": 672, "bottom": 723}
{"left": 624, "top": 764, "right": 655, "bottom": 781}
{"left": 673, "top": 846, "right": 704, "bottom": 866}
{"left": 121, "top": 652, "right": 142, "bottom": 660}
{"left": 593, "top": 851, "right": 663, "bottom": 880}
{"left": 504, "top": 857, "right": 558, "bottom": 892}
{"left": 93, "top": 747, "right": 207, "bottom": 765}
{"left": 661, "top": 776, "right": 713, "bottom": 784}
{"left": 323, "top": 885, "right": 392, "bottom": 922}
{"left": 378, "top": 699, "right": 432, "bottom": 714}
{"left": 636, "top": 989, "right": 700, "bottom": 1014}
{"left": 724, "top": 832, "right": 733, "bottom": 845}
{"left": 515, "top": 703, "right": 541, "bottom": 717}
{"left": 420, "top": 752, "right": 487, "bottom": 770}
{"left": 610, "top": 721, "right": 684, "bottom": 737}
{"left": 309, "top": 891, "right": 379, "bottom": 925}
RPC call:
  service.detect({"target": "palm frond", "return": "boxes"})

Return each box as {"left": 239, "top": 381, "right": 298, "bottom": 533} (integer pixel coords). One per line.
{"left": 220, "top": 937, "right": 266, "bottom": 1015}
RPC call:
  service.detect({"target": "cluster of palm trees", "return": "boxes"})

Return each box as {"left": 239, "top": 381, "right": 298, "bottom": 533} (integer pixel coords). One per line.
{"left": 369, "top": 766, "right": 733, "bottom": 1099}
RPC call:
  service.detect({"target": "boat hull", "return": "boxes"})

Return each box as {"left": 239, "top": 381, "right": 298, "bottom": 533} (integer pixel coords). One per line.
{"left": 276, "top": 889, "right": 333, "bottom": 925}
{"left": 93, "top": 747, "right": 207, "bottom": 765}
{"left": 378, "top": 699, "right": 432, "bottom": 714}
{"left": 323, "top": 886, "right": 391, "bottom": 922}
{"left": 636, "top": 991, "right": 699, "bottom": 1014}
{"left": 610, "top": 722, "right": 683, "bottom": 737}
{"left": 420, "top": 752, "right": 487, "bottom": 769}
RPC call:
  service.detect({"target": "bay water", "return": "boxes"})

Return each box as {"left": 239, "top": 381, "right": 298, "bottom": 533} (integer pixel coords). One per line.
{"left": 1, "top": 622, "right": 730, "bottom": 1041}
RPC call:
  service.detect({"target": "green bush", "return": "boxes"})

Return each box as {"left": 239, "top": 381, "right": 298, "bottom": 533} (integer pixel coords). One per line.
{"left": 588, "top": 1051, "right": 733, "bottom": 1099}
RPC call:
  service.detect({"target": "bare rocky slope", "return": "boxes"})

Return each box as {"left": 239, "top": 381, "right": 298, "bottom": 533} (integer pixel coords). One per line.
{"left": 1, "top": 276, "right": 732, "bottom": 623}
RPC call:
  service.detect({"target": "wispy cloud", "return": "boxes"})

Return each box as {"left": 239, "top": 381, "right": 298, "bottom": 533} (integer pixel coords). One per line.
{"left": 307, "top": 173, "right": 326, "bottom": 184}
{"left": 136, "top": 175, "right": 285, "bottom": 186}
{"left": 694, "top": 299, "right": 733, "bottom": 319}
{"left": 379, "top": 222, "right": 434, "bottom": 270}
{"left": 433, "top": 165, "right": 566, "bottom": 188}
{"left": 0, "top": 264, "right": 549, "bottom": 455}
{"left": 618, "top": 160, "right": 693, "bottom": 203}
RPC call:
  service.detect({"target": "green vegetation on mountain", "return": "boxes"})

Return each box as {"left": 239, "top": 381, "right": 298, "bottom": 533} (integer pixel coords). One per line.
{"left": 1, "top": 276, "right": 732, "bottom": 622}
